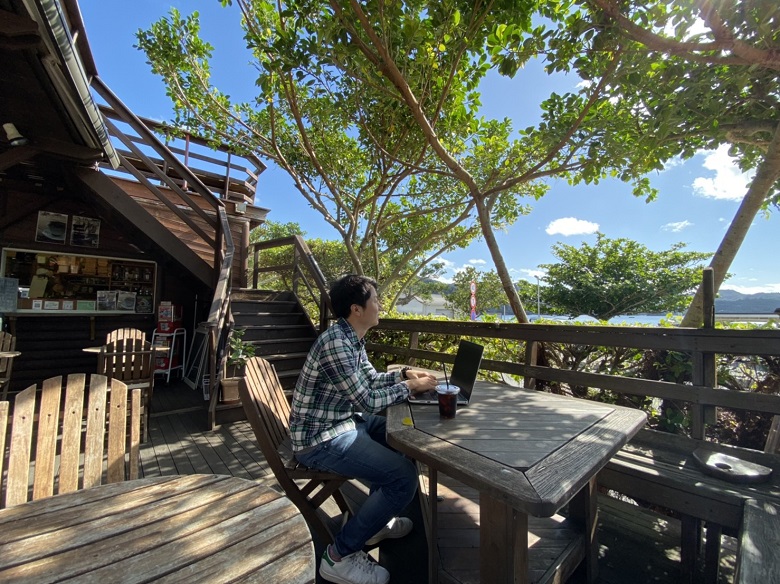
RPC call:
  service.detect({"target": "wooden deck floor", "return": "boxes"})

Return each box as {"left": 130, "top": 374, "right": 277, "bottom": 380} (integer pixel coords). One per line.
{"left": 145, "top": 381, "right": 737, "bottom": 584}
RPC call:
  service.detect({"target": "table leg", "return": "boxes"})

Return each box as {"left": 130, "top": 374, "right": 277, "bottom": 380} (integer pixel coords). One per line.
{"left": 568, "top": 476, "right": 599, "bottom": 583}
{"left": 703, "top": 522, "right": 722, "bottom": 583}
{"left": 480, "top": 493, "right": 529, "bottom": 583}
{"left": 680, "top": 514, "right": 699, "bottom": 583}
{"left": 428, "top": 466, "right": 439, "bottom": 584}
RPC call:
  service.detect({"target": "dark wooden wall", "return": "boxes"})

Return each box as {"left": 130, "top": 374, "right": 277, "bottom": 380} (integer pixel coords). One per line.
{"left": 5, "top": 312, "right": 155, "bottom": 393}
{"left": 109, "top": 177, "right": 253, "bottom": 289}
{"left": 0, "top": 179, "right": 225, "bottom": 393}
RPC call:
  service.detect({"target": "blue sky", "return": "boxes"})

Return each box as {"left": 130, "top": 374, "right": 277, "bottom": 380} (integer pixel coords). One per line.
{"left": 79, "top": 1, "right": 776, "bottom": 293}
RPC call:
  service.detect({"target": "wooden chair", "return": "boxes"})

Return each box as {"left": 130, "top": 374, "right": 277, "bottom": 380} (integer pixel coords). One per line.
{"left": 0, "top": 374, "right": 141, "bottom": 509}
{"left": 98, "top": 337, "right": 155, "bottom": 442}
{"left": 106, "top": 327, "right": 147, "bottom": 345}
{"left": 239, "top": 356, "right": 354, "bottom": 543}
{"left": 0, "top": 331, "right": 18, "bottom": 400}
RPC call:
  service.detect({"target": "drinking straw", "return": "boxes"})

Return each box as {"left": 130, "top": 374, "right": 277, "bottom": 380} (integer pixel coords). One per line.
{"left": 442, "top": 363, "right": 449, "bottom": 388}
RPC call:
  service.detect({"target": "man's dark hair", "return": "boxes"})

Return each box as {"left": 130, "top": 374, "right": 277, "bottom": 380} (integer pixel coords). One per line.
{"left": 330, "top": 274, "right": 378, "bottom": 318}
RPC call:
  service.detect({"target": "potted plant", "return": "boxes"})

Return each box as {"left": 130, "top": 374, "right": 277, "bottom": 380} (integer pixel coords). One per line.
{"left": 220, "top": 329, "right": 255, "bottom": 403}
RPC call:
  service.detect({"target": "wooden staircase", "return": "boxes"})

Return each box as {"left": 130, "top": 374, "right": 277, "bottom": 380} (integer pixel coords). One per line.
{"left": 232, "top": 289, "right": 318, "bottom": 393}
{"left": 214, "top": 288, "right": 318, "bottom": 425}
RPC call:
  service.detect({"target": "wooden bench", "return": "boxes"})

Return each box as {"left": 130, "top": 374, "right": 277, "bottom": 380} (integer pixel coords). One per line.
{"left": 734, "top": 498, "right": 780, "bottom": 583}
{"left": 599, "top": 428, "right": 780, "bottom": 583}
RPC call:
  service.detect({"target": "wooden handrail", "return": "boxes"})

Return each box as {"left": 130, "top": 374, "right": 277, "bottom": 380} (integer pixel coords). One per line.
{"left": 367, "top": 318, "right": 780, "bottom": 438}
{"left": 205, "top": 206, "right": 234, "bottom": 428}
{"left": 251, "top": 235, "right": 332, "bottom": 330}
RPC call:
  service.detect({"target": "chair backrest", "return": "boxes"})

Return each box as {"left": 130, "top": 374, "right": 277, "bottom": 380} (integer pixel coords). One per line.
{"left": 239, "top": 357, "right": 293, "bottom": 477}
{"left": 0, "top": 374, "right": 141, "bottom": 509}
{"left": 0, "top": 331, "right": 17, "bottom": 399}
{"left": 98, "top": 338, "right": 154, "bottom": 388}
{"left": 106, "top": 328, "right": 147, "bottom": 345}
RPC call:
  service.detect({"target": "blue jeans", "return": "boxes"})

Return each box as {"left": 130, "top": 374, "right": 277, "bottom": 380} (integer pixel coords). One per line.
{"left": 295, "top": 414, "right": 418, "bottom": 556}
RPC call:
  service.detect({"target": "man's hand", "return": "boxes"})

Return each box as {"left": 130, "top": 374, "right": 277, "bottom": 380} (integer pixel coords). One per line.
{"left": 405, "top": 371, "right": 438, "bottom": 394}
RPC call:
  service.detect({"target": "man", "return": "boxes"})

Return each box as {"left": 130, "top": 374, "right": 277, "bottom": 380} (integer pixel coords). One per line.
{"left": 290, "top": 274, "right": 437, "bottom": 584}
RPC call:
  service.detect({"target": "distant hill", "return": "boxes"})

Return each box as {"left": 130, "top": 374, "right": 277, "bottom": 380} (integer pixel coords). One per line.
{"left": 715, "top": 290, "right": 780, "bottom": 314}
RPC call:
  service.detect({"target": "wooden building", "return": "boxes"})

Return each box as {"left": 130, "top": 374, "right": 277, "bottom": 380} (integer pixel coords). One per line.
{"left": 0, "top": 0, "right": 268, "bottom": 392}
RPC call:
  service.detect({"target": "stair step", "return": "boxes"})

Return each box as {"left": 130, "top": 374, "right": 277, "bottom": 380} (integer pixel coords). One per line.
{"left": 231, "top": 289, "right": 297, "bottom": 302}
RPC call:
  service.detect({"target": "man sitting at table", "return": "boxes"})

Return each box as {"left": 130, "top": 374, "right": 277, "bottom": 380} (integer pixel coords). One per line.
{"left": 290, "top": 274, "right": 437, "bottom": 584}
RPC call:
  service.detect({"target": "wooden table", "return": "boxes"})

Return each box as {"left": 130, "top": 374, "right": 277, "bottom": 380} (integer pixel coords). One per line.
{"left": 387, "top": 381, "right": 647, "bottom": 584}
{"left": 0, "top": 474, "right": 316, "bottom": 583}
{"left": 83, "top": 345, "right": 169, "bottom": 354}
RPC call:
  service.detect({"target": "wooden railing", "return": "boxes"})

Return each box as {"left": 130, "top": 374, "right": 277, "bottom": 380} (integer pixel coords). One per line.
{"left": 367, "top": 319, "right": 780, "bottom": 441}
{"left": 95, "top": 104, "right": 265, "bottom": 204}
{"left": 250, "top": 236, "right": 332, "bottom": 331}
{"left": 91, "top": 77, "right": 237, "bottom": 418}
{"left": 248, "top": 246, "right": 780, "bottom": 443}
{"left": 205, "top": 206, "right": 235, "bottom": 427}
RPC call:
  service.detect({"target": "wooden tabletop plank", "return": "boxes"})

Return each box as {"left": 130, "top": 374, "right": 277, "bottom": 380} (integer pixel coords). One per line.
{"left": 0, "top": 479, "right": 272, "bottom": 577}
{"left": 387, "top": 401, "right": 543, "bottom": 510}
{"left": 68, "top": 497, "right": 302, "bottom": 582}
{"left": 0, "top": 476, "right": 313, "bottom": 584}
{"left": 155, "top": 514, "right": 314, "bottom": 583}
{"left": 0, "top": 475, "right": 244, "bottom": 544}
{"left": 388, "top": 382, "right": 646, "bottom": 515}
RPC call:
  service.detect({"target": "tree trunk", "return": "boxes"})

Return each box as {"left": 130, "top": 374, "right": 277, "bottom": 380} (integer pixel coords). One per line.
{"left": 682, "top": 123, "right": 780, "bottom": 327}
{"left": 474, "top": 195, "right": 531, "bottom": 323}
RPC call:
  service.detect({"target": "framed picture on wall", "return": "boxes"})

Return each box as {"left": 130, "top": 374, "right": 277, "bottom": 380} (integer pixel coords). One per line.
{"left": 70, "top": 216, "right": 100, "bottom": 248}
{"left": 35, "top": 211, "right": 68, "bottom": 244}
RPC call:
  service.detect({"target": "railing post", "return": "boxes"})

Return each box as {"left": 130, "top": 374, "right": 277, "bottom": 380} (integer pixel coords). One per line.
{"left": 691, "top": 268, "right": 717, "bottom": 439}
{"left": 292, "top": 246, "right": 300, "bottom": 297}
{"left": 224, "top": 152, "right": 232, "bottom": 200}
{"left": 407, "top": 332, "right": 419, "bottom": 366}
{"left": 523, "top": 340, "right": 538, "bottom": 389}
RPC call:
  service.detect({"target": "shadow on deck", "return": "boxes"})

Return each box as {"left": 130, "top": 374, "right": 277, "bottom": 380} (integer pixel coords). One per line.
{"left": 146, "top": 381, "right": 736, "bottom": 584}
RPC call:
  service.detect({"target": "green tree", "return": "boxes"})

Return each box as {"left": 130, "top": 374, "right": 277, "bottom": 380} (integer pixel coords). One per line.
{"left": 445, "top": 267, "right": 509, "bottom": 319}
{"left": 139, "top": 1, "right": 778, "bottom": 327}
{"left": 136, "top": 5, "right": 530, "bottom": 303}
{"left": 557, "top": 1, "right": 780, "bottom": 325}
{"left": 539, "top": 234, "right": 711, "bottom": 320}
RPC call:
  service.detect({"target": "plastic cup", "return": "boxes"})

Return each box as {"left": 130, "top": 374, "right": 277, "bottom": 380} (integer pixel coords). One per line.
{"left": 436, "top": 384, "right": 460, "bottom": 419}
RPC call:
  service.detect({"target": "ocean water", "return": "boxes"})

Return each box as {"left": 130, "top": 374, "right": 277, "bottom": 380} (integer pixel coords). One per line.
{"left": 500, "top": 314, "right": 678, "bottom": 326}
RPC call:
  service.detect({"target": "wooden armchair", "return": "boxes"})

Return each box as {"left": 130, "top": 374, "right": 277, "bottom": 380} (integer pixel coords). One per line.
{"left": 98, "top": 337, "right": 154, "bottom": 442}
{"left": 106, "top": 327, "right": 147, "bottom": 344}
{"left": 239, "top": 356, "right": 354, "bottom": 543}
{"left": 0, "top": 374, "right": 141, "bottom": 509}
{"left": 0, "top": 331, "right": 18, "bottom": 400}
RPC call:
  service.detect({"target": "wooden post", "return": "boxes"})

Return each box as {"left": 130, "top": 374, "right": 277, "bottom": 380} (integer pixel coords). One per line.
{"left": 692, "top": 268, "right": 717, "bottom": 438}
{"left": 408, "top": 331, "right": 419, "bottom": 366}
{"left": 523, "top": 340, "right": 538, "bottom": 389}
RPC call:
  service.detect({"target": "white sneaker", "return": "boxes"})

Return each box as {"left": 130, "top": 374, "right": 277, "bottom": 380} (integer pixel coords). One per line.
{"left": 365, "top": 516, "right": 413, "bottom": 546}
{"left": 320, "top": 549, "right": 390, "bottom": 584}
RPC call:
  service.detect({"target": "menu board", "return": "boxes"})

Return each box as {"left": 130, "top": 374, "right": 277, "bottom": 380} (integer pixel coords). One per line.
{"left": 0, "top": 277, "right": 19, "bottom": 313}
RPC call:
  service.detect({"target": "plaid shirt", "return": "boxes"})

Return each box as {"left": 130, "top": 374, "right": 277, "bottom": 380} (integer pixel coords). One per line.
{"left": 289, "top": 318, "right": 409, "bottom": 452}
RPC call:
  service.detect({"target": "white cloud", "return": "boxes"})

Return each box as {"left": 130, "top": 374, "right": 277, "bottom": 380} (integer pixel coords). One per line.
{"left": 467, "top": 259, "right": 487, "bottom": 266}
{"left": 521, "top": 269, "right": 546, "bottom": 281}
{"left": 722, "top": 283, "right": 780, "bottom": 294}
{"left": 692, "top": 145, "right": 753, "bottom": 201}
{"left": 661, "top": 156, "right": 685, "bottom": 171}
{"left": 662, "top": 220, "right": 693, "bottom": 232}
{"left": 546, "top": 217, "right": 599, "bottom": 236}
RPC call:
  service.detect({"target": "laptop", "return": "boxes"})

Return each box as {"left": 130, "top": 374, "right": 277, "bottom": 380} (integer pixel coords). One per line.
{"left": 408, "top": 340, "right": 484, "bottom": 406}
